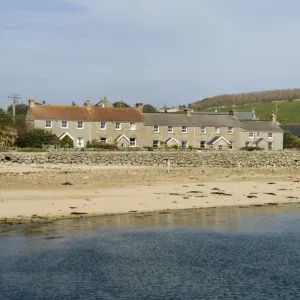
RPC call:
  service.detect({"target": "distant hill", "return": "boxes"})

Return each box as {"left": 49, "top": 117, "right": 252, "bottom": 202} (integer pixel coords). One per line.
{"left": 203, "top": 101, "right": 300, "bottom": 124}
{"left": 190, "top": 89, "right": 300, "bottom": 110}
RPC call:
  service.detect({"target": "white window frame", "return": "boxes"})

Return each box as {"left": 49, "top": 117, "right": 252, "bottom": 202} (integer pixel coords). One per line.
{"left": 215, "top": 127, "right": 220, "bottom": 134}
{"left": 153, "top": 125, "right": 159, "bottom": 133}
{"left": 100, "top": 122, "right": 106, "bottom": 130}
{"left": 153, "top": 140, "right": 159, "bottom": 148}
{"left": 182, "top": 126, "right": 187, "bottom": 133}
{"left": 200, "top": 126, "right": 206, "bottom": 134}
{"left": 248, "top": 132, "right": 254, "bottom": 138}
{"left": 268, "top": 132, "right": 273, "bottom": 138}
{"left": 77, "top": 121, "right": 84, "bottom": 129}
{"left": 100, "top": 138, "right": 107, "bottom": 143}
{"left": 268, "top": 142, "right": 273, "bottom": 150}
{"left": 115, "top": 122, "right": 121, "bottom": 130}
{"left": 61, "top": 120, "right": 68, "bottom": 129}
{"left": 45, "top": 120, "right": 52, "bottom": 128}
{"left": 129, "top": 138, "right": 136, "bottom": 147}
{"left": 168, "top": 126, "right": 173, "bottom": 133}
{"left": 228, "top": 127, "right": 233, "bottom": 134}
{"left": 130, "top": 123, "right": 136, "bottom": 131}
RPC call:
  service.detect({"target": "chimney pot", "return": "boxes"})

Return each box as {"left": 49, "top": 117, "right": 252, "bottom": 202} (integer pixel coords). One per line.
{"left": 84, "top": 100, "right": 92, "bottom": 110}
{"left": 28, "top": 98, "right": 35, "bottom": 108}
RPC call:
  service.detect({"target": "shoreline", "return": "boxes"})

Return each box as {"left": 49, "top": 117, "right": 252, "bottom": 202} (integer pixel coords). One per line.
{"left": 1, "top": 165, "right": 300, "bottom": 225}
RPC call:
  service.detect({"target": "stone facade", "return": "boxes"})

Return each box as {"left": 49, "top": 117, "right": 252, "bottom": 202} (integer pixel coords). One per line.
{"left": 1, "top": 151, "right": 300, "bottom": 168}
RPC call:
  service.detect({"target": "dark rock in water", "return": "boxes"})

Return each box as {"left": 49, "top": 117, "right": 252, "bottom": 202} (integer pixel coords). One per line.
{"left": 69, "top": 207, "right": 77, "bottom": 209}
{"left": 187, "top": 191, "right": 203, "bottom": 194}
{"left": 62, "top": 182, "right": 73, "bottom": 186}
{"left": 264, "top": 193, "right": 276, "bottom": 196}
{"left": 70, "top": 212, "right": 87, "bottom": 215}
{"left": 197, "top": 184, "right": 205, "bottom": 186}
{"left": 45, "top": 236, "right": 65, "bottom": 240}
{"left": 212, "top": 188, "right": 220, "bottom": 191}
{"left": 211, "top": 192, "right": 232, "bottom": 196}
{"left": 293, "top": 180, "right": 299, "bottom": 183}
{"left": 173, "top": 201, "right": 178, "bottom": 203}
{"left": 249, "top": 192, "right": 258, "bottom": 194}
{"left": 278, "top": 189, "right": 287, "bottom": 191}
{"left": 267, "top": 203, "right": 279, "bottom": 206}
{"left": 253, "top": 204, "right": 264, "bottom": 207}
{"left": 182, "top": 185, "right": 189, "bottom": 187}
{"left": 183, "top": 196, "right": 189, "bottom": 199}
{"left": 129, "top": 210, "right": 138, "bottom": 213}
{"left": 287, "top": 196, "right": 299, "bottom": 199}
{"left": 169, "top": 193, "right": 185, "bottom": 196}
{"left": 268, "top": 182, "right": 276, "bottom": 185}
{"left": 159, "top": 211, "right": 171, "bottom": 215}
{"left": 247, "top": 195, "right": 257, "bottom": 198}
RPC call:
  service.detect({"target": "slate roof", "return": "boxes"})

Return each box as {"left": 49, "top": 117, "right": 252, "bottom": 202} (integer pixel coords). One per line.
{"left": 30, "top": 105, "right": 143, "bottom": 122}
{"left": 240, "top": 120, "right": 283, "bottom": 132}
{"left": 192, "top": 111, "right": 258, "bottom": 120}
{"left": 143, "top": 113, "right": 242, "bottom": 127}
{"left": 280, "top": 125, "right": 300, "bottom": 137}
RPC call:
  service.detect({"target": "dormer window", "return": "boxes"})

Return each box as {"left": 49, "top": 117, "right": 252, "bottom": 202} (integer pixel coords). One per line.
{"left": 61, "top": 120, "right": 68, "bottom": 128}
{"left": 45, "top": 120, "right": 52, "bottom": 128}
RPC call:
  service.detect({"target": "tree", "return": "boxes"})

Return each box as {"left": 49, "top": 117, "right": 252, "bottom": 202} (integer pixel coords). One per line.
{"left": 283, "top": 131, "right": 300, "bottom": 149}
{"left": 0, "top": 110, "right": 13, "bottom": 129}
{"left": 113, "top": 101, "right": 131, "bottom": 108}
{"left": 72, "top": 101, "right": 77, "bottom": 106}
{"left": 15, "top": 129, "right": 59, "bottom": 148}
{"left": 142, "top": 104, "right": 156, "bottom": 113}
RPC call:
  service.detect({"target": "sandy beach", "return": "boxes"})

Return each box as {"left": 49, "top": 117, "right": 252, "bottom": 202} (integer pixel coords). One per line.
{"left": 1, "top": 165, "right": 300, "bottom": 223}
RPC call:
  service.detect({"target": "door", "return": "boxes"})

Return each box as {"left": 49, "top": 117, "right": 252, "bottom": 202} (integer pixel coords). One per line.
{"left": 76, "top": 137, "right": 84, "bottom": 148}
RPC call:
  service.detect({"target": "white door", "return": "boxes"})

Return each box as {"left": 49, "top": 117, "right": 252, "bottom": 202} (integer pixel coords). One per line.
{"left": 76, "top": 137, "right": 84, "bottom": 148}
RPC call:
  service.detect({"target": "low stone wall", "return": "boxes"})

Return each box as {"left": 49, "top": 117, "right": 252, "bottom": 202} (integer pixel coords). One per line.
{"left": 1, "top": 151, "right": 300, "bottom": 168}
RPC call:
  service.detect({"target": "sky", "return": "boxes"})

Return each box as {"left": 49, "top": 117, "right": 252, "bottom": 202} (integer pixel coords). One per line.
{"left": 1, "top": 0, "right": 300, "bottom": 109}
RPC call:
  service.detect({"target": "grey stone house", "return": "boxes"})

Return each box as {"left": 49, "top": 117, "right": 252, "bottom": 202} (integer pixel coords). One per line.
{"left": 25, "top": 100, "right": 283, "bottom": 150}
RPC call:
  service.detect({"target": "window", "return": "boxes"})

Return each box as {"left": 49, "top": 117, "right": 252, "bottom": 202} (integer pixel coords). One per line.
{"left": 168, "top": 126, "right": 173, "bottom": 133}
{"left": 153, "top": 125, "right": 159, "bottom": 133}
{"left": 228, "top": 127, "right": 233, "bottom": 134}
{"left": 61, "top": 120, "right": 68, "bottom": 128}
{"left": 200, "top": 126, "right": 206, "bottom": 134}
{"left": 200, "top": 141, "right": 206, "bottom": 148}
{"left": 153, "top": 140, "right": 159, "bottom": 148}
{"left": 182, "top": 140, "right": 188, "bottom": 148}
{"left": 268, "top": 142, "right": 273, "bottom": 150}
{"left": 77, "top": 121, "right": 84, "bottom": 129}
{"left": 268, "top": 133, "right": 273, "bottom": 138}
{"left": 218, "top": 145, "right": 223, "bottom": 151}
{"left": 130, "top": 138, "right": 136, "bottom": 147}
{"left": 182, "top": 126, "right": 187, "bottom": 133}
{"left": 229, "top": 142, "right": 233, "bottom": 150}
{"left": 246, "top": 142, "right": 250, "bottom": 146}
{"left": 248, "top": 132, "right": 254, "bottom": 138}
{"left": 130, "top": 123, "right": 136, "bottom": 131}
{"left": 45, "top": 120, "right": 52, "bottom": 128}
{"left": 215, "top": 127, "right": 220, "bottom": 134}
{"left": 100, "top": 122, "right": 106, "bottom": 130}
{"left": 100, "top": 138, "right": 107, "bottom": 143}
{"left": 115, "top": 122, "right": 121, "bottom": 130}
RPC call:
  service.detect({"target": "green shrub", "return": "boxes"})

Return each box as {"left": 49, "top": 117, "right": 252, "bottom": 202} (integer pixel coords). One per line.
{"left": 15, "top": 129, "right": 59, "bottom": 148}
{"left": 60, "top": 135, "right": 74, "bottom": 148}
{"left": 87, "top": 139, "right": 118, "bottom": 150}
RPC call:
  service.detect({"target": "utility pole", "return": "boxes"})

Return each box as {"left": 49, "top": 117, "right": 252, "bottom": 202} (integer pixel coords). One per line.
{"left": 8, "top": 94, "right": 22, "bottom": 123}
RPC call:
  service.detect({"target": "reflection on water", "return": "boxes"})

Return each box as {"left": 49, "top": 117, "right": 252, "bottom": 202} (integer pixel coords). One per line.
{"left": 1, "top": 205, "right": 300, "bottom": 300}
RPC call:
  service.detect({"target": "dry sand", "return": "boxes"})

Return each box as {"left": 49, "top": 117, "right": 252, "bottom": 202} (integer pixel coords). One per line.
{"left": 0, "top": 165, "right": 300, "bottom": 223}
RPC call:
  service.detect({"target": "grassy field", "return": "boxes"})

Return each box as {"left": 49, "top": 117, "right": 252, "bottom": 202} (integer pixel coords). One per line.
{"left": 204, "top": 101, "right": 300, "bottom": 124}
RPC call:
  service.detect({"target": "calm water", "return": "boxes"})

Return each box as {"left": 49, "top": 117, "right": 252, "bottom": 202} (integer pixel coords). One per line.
{"left": 1, "top": 206, "right": 300, "bottom": 299}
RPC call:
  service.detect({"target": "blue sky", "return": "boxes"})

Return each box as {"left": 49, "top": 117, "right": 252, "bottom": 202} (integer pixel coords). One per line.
{"left": 1, "top": 0, "right": 300, "bottom": 109}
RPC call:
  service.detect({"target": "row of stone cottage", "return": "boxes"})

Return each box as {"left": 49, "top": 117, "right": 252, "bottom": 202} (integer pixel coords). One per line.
{"left": 25, "top": 99, "right": 283, "bottom": 150}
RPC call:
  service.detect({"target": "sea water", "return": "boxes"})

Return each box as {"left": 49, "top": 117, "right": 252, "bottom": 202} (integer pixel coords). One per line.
{"left": 1, "top": 206, "right": 300, "bottom": 300}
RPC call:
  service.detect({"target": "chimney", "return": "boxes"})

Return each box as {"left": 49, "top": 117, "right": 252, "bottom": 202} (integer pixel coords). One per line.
{"left": 28, "top": 98, "right": 35, "bottom": 108}
{"left": 135, "top": 103, "right": 143, "bottom": 112}
{"left": 271, "top": 111, "right": 276, "bottom": 123}
{"left": 252, "top": 108, "right": 257, "bottom": 120}
{"left": 185, "top": 108, "right": 192, "bottom": 117}
{"left": 84, "top": 100, "right": 92, "bottom": 110}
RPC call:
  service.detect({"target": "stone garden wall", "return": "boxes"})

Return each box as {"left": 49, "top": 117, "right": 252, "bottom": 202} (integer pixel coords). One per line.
{"left": 1, "top": 151, "right": 300, "bottom": 168}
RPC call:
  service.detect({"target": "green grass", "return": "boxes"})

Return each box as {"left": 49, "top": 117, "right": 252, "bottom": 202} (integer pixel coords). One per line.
{"left": 204, "top": 101, "right": 300, "bottom": 124}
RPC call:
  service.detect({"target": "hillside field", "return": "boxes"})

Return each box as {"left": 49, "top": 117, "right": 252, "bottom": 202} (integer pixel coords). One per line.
{"left": 203, "top": 101, "right": 300, "bottom": 124}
